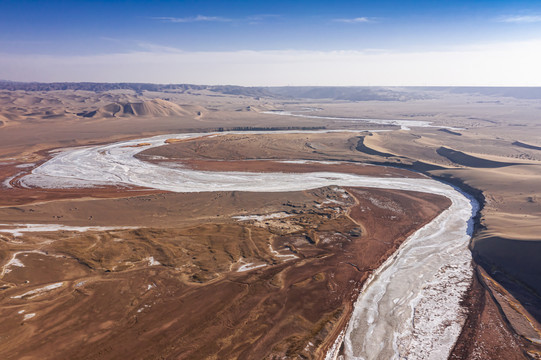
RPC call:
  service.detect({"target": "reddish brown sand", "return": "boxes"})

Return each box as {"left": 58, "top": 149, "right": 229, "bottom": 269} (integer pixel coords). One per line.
{"left": 1, "top": 133, "right": 530, "bottom": 359}
{"left": 151, "top": 158, "right": 426, "bottom": 178}
{"left": 0, "top": 137, "right": 450, "bottom": 359}
{"left": 450, "top": 268, "right": 532, "bottom": 360}
{"left": 0, "top": 150, "right": 450, "bottom": 359}
{"left": 0, "top": 186, "right": 450, "bottom": 359}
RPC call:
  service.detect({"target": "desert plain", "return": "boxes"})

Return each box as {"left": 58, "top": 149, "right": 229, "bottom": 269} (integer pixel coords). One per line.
{"left": 0, "top": 83, "right": 540, "bottom": 359}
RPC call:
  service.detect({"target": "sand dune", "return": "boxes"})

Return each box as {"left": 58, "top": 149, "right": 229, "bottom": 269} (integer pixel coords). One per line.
{"left": 77, "top": 98, "right": 194, "bottom": 118}
{"left": 513, "top": 141, "right": 541, "bottom": 151}
{"left": 436, "top": 147, "right": 520, "bottom": 168}
{"left": 438, "top": 128, "right": 462, "bottom": 136}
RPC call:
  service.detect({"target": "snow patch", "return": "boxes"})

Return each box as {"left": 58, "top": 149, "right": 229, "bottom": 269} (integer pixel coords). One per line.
{"left": 11, "top": 282, "right": 63, "bottom": 299}
{"left": 137, "top": 304, "right": 151, "bottom": 313}
{"left": 147, "top": 257, "right": 161, "bottom": 266}
{"left": 15, "top": 163, "right": 35, "bottom": 168}
{"left": 1, "top": 250, "right": 53, "bottom": 277}
{"left": 4, "top": 258, "right": 24, "bottom": 273}
{"left": 233, "top": 212, "right": 291, "bottom": 222}
{"left": 278, "top": 160, "right": 341, "bottom": 165}
{"left": 269, "top": 244, "right": 297, "bottom": 261}
{"left": 2, "top": 171, "right": 24, "bottom": 188}
{"left": 23, "top": 313, "right": 35, "bottom": 321}
{"left": 0, "top": 223, "right": 140, "bottom": 237}
{"left": 316, "top": 199, "right": 345, "bottom": 208}
{"left": 237, "top": 263, "right": 267, "bottom": 272}
{"left": 366, "top": 196, "right": 403, "bottom": 213}
{"left": 325, "top": 329, "right": 345, "bottom": 360}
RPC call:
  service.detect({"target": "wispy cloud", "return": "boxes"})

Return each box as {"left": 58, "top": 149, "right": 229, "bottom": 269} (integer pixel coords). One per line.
{"left": 152, "top": 15, "right": 231, "bottom": 23}
{"left": 152, "top": 14, "right": 281, "bottom": 25}
{"left": 498, "top": 15, "right": 541, "bottom": 23}
{"left": 333, "top": 17, "right": 374, "bottom": 24}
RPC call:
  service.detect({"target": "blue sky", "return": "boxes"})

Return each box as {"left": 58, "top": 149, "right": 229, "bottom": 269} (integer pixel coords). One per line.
{"left": 1, "top": 0, "right": 541, "bottom": 85}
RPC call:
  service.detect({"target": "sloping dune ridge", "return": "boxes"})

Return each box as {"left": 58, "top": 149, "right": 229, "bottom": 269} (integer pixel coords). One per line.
{"left": 77, "top": 99, "right": 194, "bottom": 118}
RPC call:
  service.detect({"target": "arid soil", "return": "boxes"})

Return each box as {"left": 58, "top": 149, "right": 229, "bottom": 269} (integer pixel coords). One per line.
{"left": 0, "top": 116, "right": 453, "bottom": 358}
{"left": 449, "top": 270, "right": 530, "bottom": 360}
{"left": 0, "top": 180, "right": 449, "bottom": 359}
{"left": 140, "top": 125, "right": 541, "bottom": 357}
{"left": 139, "top": 158, "right": 424, "bottom": 179}
{"left": 1, "top": 87, "right": 540, "bottom": 358}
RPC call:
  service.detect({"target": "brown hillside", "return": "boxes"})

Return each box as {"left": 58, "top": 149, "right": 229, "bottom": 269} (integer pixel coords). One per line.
{"left": 77, "top": 99, "right": 194, "bottom": 118}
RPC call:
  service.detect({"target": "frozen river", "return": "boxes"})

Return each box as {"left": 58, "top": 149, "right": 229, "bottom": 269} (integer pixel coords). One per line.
{"left": 262, "top": 110, "right": 462, "bottom": 131}
{"left": 19, "top": 131, "right": 477, "bottom": 359}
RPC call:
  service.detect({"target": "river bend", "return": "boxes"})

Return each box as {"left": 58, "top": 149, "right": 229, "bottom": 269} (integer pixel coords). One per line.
{"left": 20, "top": 132, "right": 477, "bottom": 359}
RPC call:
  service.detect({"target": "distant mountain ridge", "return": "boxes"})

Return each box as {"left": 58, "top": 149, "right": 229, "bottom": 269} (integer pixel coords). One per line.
{"left": 0, "top": 81, "right": 271, "bottom": 97}
{"left": 1, "top": 81, "right": 540, "bottom": 100}
{"left": 0, "top": 81, "right": 207, "bottom": 93}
